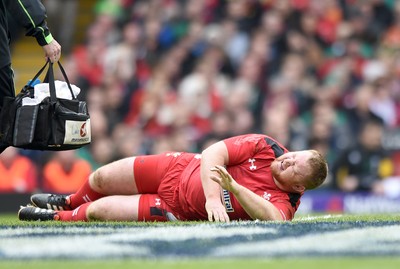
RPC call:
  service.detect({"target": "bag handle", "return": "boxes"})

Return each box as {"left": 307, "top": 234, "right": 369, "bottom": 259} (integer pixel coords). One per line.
{"left": 47, "top": 61, "right": 77, "bottom": 102}
{"left": 26, "top": 60, "right": 77, "bottom": 102}
{"left": 23, "top": 60, "right": 50, "bottom": 95}
{"left": 27, "top": 61, "right": 48, "bottom": 86}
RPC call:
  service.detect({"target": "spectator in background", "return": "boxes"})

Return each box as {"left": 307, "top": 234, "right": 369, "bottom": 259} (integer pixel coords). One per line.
{"left": 228, "top": 51, "right": 265, "bottom": 130}
{"left": 113, "top": 126, "right": 145, "bottom": 159}
{"left": 125, "top": 56, "right": 179, "bottom": 137}
{"left": 42, "top": 151, "right": 92, "bottom": 194}
{"left": 0, "top": 147, "right": 37, "bottom": 193}
{"left": 342, "top": 83, "right": 384, "bottom": 136}
{"left": 332, "top": 120, "right": 393, "bottom": 193}
{"left": 362, "top": 60, "right": 397, "bottom": 127}
{"left": 78, "top": 136, "right": 116, "bottom": 171}
{"left": 44, "top": 0, "right": 78, "bottom": 55}
{"left": 177, "top": 51, "right": 229, "bottom": 139}
{"left": 70, "top": 22, "right": 108, "bottom": 87}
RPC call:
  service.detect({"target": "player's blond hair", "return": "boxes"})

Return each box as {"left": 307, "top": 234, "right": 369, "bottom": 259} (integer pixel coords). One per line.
{"left": 305, "top": 150, "right": 328, "bottom": 190}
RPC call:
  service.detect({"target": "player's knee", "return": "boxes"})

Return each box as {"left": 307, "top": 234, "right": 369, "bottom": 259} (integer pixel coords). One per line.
{"left": 90, "top": 168, "right": 106, "bottom": 191}
{"left": 86, "top": 202, "right": 107, "bottom": 221}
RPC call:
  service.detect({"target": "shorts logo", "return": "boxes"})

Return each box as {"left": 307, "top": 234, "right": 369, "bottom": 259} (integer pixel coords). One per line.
{"left": 155, "top": 198, "right": 161, "bottom": 206}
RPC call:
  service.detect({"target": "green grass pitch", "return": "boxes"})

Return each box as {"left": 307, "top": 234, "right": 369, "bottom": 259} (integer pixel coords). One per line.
{"left": 0, "top": 213, "right": 399, "bottom": 269}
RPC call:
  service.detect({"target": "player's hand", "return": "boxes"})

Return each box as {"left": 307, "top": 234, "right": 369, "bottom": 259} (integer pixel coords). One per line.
{"left": 210, "top": 165, "right": 239, "bottom": 194}
{"left": 205, "top": 198, "right": 230, "bottom": 223}
{"left": 42, "top": 39, "right": 61, "bottom": 63}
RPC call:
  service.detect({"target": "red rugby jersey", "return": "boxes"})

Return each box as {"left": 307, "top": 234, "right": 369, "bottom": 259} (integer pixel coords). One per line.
{"left": 178, "top": 134, "right": 302, "bottom": 221}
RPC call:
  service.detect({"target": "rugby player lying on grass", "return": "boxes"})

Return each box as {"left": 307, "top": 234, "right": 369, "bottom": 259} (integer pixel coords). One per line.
{"left": 18, "top": 134, "right": 328, "bottom": 222}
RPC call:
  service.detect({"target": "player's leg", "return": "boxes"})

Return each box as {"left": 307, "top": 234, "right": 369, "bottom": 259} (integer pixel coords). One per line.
{"left": 0, "top": 64, "right": 15, "bottom": 154}
{"left": 30, "top": 157, "right": 138, "bottom": 210}
{"left": 85, "top": 195, "right": 141, "bottom": 221}
{"left": 88, "top": 153, "right": 170, "bottom": 195}
{"left": 19, "top": 194, "right": 174, "bottom": 222}
{"left": 70, "top": 154, "right": 170, "bottom": 209}
{"left": 82, "top": 194, "right": 173, "bottom": 222}
{"left": 18, "top": 196, "right": 138, "bottom": 222}
{"left": 57, "top": 195, "right": 142, "bottom": 222}
{"left": 88, "top": 156, "right": 140, "bottom": 195}
{"left": 31, "top": 154, "right": 171, "bottom": 210}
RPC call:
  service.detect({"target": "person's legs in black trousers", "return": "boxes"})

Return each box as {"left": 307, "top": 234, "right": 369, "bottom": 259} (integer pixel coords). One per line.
{"left": 0, "top": 64, "right": 15, "bottom": 154}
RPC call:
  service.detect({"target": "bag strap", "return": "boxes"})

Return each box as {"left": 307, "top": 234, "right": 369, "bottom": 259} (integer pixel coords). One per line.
{"left": 47, "top": 62, "right": 57, "bottom": 103}
{"left": 29, "top": 60, "right": 77, "bottom": 102}
{"left": 57, "top": 61, "right": 75, "bottom": 97}
{"left": 47, "top": 61, "right": 78, "bottom": 102}
{"left": 27, "top": 61, "right": 49, "bottom": 87}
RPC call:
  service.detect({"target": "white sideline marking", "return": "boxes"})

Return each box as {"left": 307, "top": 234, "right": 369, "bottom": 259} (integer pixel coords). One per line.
{"left": 213, "top": 225, "right": 400, "bottom": 257}
{"left": 0, "top": 223, "right": 399, "bottom": 259}
{"left": 295, "top": 214, "right": 343, "bottom": 221}
{"left": 0, "top": 224, "right": 276, "bottom": 259}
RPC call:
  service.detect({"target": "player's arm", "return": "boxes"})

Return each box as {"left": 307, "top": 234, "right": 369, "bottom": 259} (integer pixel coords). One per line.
{"left": 210, "top": 165, "right": 283, "bottom": 221}
{"left": 201, "top": 141, "right": 230, "bottom": 222}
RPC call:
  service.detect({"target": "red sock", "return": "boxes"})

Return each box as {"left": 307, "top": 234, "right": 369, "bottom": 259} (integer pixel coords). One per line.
{"left": 69, "top": 179, "right": 105, "bottom": 209}
{"left": 57, "top": 203, "right": 91, "bottom": 221}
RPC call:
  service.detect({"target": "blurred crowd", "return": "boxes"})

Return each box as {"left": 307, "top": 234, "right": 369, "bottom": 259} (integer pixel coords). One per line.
{"left": 2, "top": 0, "right": 400, "bottom": 199}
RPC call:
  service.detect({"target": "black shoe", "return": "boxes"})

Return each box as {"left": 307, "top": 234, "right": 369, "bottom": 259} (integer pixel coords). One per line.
{"left": 18, "top": 206, "right": 59, "bottom": 221}
{"left": 31, "top": 193, "right": 71, "bottom": 211}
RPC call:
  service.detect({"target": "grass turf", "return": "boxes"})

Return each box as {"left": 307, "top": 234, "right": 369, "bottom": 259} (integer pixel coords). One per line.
{"left": 1, "top": 213, "right": 399, "bottom": 268}
{"left": 1, "top": 258, "right": 400, "bottom": 269}
{"left": 2, "top": 212, "right": 400, "bottom": 226}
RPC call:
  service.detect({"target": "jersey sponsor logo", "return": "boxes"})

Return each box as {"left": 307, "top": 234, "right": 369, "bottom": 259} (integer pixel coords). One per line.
{"left": 222, "top": 189, "right": 234, "bottom": 213}
{"left": 248, "top": 158, "right": 257, "bottom": 170}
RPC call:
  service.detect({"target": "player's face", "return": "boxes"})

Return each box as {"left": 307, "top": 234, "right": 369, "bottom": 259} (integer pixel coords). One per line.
{"left": 271, "top": 151, "right": 312, "bottom": 192}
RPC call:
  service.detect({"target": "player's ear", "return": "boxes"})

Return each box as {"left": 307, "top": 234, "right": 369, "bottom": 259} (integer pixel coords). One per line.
{"left": 293, "top": 184, "right": 305, "bottom": 193}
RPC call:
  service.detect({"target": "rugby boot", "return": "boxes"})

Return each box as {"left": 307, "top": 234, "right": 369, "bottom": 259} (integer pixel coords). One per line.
{"left": 31, "top": 193, "right": 72, "bottom": 211}
{"left": 18, "top": 206, "right": 59, "bottom": 221}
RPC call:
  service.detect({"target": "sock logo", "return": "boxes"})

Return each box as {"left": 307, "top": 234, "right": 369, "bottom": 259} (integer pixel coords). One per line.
{"left": 72, "top": 207, "right": 80, "bottom": 217}
{"left": 82, "top": 194, "right": 91, "bottom": 203}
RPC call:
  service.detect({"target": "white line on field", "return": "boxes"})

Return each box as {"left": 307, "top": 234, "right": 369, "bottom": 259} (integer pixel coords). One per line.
{"left": 295, "top": 214, "right": 343, "bottom": 221}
